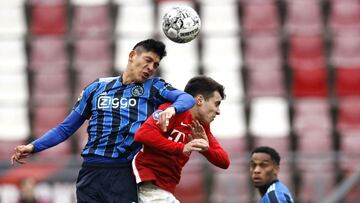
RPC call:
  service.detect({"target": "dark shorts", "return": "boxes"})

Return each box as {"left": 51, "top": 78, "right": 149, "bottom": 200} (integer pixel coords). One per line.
{"left": 76, "top": 163, "right": 138, "bottom": 203}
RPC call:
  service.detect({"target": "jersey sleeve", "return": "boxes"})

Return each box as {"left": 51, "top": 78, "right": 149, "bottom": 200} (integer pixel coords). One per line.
{"left": 200, "top": 130, "right": 230, "bottom": 169}
{"left": 32, "top": 111, "right": 86, "bottom": 153}
{"left": 134, "top": 103, "right": 186, "bottom": 155}
{"left": 153, "top": 78, "right": 195, "bottom": 113}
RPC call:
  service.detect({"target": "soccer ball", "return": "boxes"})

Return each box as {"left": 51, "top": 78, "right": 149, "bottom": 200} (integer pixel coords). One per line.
{"left": 162, "top": 6, "right": 201, "bottom": 43}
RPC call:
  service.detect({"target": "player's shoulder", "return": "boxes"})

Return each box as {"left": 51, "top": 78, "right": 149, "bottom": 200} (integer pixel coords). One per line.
{"left": 267, "top": 181, "right": 294, "bottom": 203}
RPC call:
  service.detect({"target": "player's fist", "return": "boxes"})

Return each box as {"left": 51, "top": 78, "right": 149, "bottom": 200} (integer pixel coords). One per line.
{"left": 11, "top": 144, "right": 34, "bottom": 165}
{"left": 183, "top": 138, "right": 209, "bottom": 155}
{"left": 157, "top": 107, "right": 176, "bottom": 132}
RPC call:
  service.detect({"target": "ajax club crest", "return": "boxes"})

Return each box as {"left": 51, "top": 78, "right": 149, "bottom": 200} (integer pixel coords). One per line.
{"left": 131, "top": 85, "right": 144, "bottom": 97}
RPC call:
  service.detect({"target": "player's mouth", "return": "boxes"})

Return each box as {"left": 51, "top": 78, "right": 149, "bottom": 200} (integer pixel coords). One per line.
{"left": 252, "top": 176, "right": 262, "bottom": 183}
{"left": 142, "top": 72, "right": 150, "bottom": 79}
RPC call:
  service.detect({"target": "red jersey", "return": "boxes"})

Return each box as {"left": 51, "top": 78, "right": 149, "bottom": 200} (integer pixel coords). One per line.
{"left": 132, "top": 103, "right": 230, "bottom": 194}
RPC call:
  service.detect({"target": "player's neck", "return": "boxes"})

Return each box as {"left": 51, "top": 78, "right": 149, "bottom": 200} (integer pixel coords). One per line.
{"left": 122, "top": 71, "right": 135, "bottom": 84}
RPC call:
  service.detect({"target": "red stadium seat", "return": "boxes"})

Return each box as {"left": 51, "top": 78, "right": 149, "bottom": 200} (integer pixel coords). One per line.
{"left": 249, "top": 97, "right": 290, "bottom": 138}
{"left": 291, "top": 67, "right": 328, "bottom": 97}
{"left": 29, "top": 0, "right": 68, "bottom": 35}
{"left": 247, "top": 68, "right": 285, "bottom": 98}
{"left": 242, "top": 0, "right": 280, "bottom": 34}
{"left": 210, "top": 164, "right": 250, "bottom": 203}
{"left": 331, "top": 33, "right": 360, "bottom": 68}
{"left": 216, "top": 137, "right": 247, "bottom": 161}
{"left": 298, "top": 161, "right": 336, "bottom": 203}
{"left": 329, "top": 0, "right": 360, "bottom": 34}
{"left": 73, "top": 38, "right": 113, "bottom": 74}
{"left": 337, "top": 98, "right": 360, "bottom": 160}
{"left": 288, "top": 35, "right": 326, "bottom": 70}
{"left": 293, "top": 98, "right": 333, "bottom": 153}
{"left": 174, "top": 160, "right": 206, "bottom": 203}
{"left": 72, "top": 4, "right": 112, "bottom": 38}
{"left": 31, "top": 71, "right": 71, "bottom": 106}
{"left": 244, "top": 34, "right": 282, "bottom": 70}
{"left": 335, "top": 68, "right": 360, "bottom": 97}
{"left": 29, "top": 36, "right": 69, "bottom": 73}
{"left": 32, "top": 105, "right": 69, "bottom": 138}
{"left": 284, "top": 0, "right": 323, "bottom": 35}
{"left": 253, "top": 136, "right": 290, "bottom": 157}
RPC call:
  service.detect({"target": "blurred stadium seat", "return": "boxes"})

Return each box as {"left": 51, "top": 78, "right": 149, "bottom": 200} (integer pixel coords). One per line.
{"left": 31, "top": 71, "right": 71, "bottom": 106}
{"left": 29, "top": 0, "right": 68, "bottom": 36}
{"left": 284, "top": 0, "right": 323, "bottom": 35}
{"left": 247, "top": 68, "right": 285, "bottom": 98}
{"left": 174, "top": 159, "right": 206, "bottom": 203}
{"left": 335, "top": 68, "right": 360, "bottom": 96}
{"left": 297, "top": 158, "right": 336, "bottom": 203}
{"left": 115, "top": 3, "right": 155, "bottom": 37}
{"left": 328, "top": 0, "right": 360, "bottom": 34}
{"left": 244, "top": 34, "right": 282, "bottom": 70}
{"left": 211, "top": 101, "right": 246, "bottom": 139}
{"left": 241, "top": 0, "right": 280, "bottom": 34}
{"left": 249, "top": 97, "right": 290, "bottom": 137}
{"left": 0, "top": 39, "right": 26, "bottom": 72}
{"left": 202, "top": 36, "right": 242, "bottom": 72}
{"left": 0, "top": 7, "right": 26, "bottom": 38}
{"left": 331, "top": 33, "right": 360, "bottom": 68}
{"left": 291, "top": 66, "right": 328, "bottom": 97}
{"left": 200, "top": 1, "right": 240, "bottom": 36}
{"left": 73, "top": 38, "right": 113, "bottom": 74}
{"left": 29, "top": 36, "right": 69, "bottom": 73}
{"left": 210, "top": 163, "right": 250, "bottom": 203}
{"left": 288, "top": 34, "right": 326, "bottom": 70}
{"left": 72, "top": 3, "right": 112, "bottom": 38}
{"left": 293, "top": 98, "right": 333, "bottom": 154}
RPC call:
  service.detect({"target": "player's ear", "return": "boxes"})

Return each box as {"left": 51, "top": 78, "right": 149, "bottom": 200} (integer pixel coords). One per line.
{"left": 129, "top": 50, "right": 136, "bottom": 62}
{"left": 196, "top": 95, "right": 203, "bottom": 105}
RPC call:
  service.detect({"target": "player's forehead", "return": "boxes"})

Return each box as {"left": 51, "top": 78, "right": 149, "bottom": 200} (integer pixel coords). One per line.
{"left": 251, "top": 152, "right": 273, "bottom": 163}
{"left": 137, "top": 50, "right": 161, "bottom": 62}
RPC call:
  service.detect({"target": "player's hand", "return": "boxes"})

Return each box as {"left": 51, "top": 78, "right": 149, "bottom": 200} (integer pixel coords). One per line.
{"left": 157, "top": 107, "right": 176, "bottom": 132}
{"left": 11, "top": 144, "right": 34, "bottom": 165}
{"left": 188, "top": 120, "right": 208, "bottom": 142}
{"left": 183, "top": 138, "right": 209, "bottom": 155}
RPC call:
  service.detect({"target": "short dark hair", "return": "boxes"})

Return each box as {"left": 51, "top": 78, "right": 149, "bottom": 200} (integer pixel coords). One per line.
{"left": 132, "top": 39, "right": 167, "bottom": 59}
{"left": 184, "top": 75, "right": 226, "bottom": 100}
{"left": 251, "top": 146, "right": 281, "bottom": 165}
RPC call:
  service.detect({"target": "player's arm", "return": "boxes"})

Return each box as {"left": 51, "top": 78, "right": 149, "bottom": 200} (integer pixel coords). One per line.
{"left": 154, "top": 79, "right": 195, "bottom": 131}
{"left": 32, "top": 78, "right": 99, "bottom": 153}
{"left": 11, "top": 111, "right": 85, "bottom": 165}
{"left": 31, "top": 110, "right": 86, "bottom": 152}
{"left": 200, "top": 132, "right": 230, "bottom": 169}
{"left": 134, "top": 110, "right": 185, "bottom": 155}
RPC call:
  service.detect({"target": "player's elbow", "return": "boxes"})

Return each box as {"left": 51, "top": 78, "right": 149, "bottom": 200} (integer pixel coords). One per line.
{"left": 222, "top": 159, "right": 230, "bottom": 169}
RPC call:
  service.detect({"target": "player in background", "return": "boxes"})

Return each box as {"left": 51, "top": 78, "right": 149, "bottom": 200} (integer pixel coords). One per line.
{"left": 132, "top": 75, "right": 230, "bottom": 203}
{"left": 11, "top": 39, "right": 195, "bottom": 203}
{"left": 250, "top": 146, "right": 294, "bottom": 203}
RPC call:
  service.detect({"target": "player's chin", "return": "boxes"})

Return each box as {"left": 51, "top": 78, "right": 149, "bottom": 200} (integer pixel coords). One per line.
{"left": 252, "top": 179, "right": 264, "bottom": 187}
